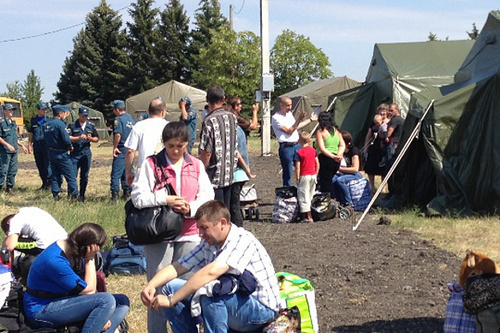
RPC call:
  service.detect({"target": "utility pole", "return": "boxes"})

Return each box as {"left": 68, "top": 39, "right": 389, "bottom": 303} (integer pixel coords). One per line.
{"left": 229, "top": 4, "right": 234, "bottom": 31}
{"left": 260, "top": 0, "right": 273, "bottom": 156}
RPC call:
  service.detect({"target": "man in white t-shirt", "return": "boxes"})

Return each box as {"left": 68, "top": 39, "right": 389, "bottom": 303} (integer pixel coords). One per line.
{"left": 271, "top": 96, "right": 317, "bottom": 186}
{"left": 1, "top": 207, "right": 67, "bottom": 262}
{"left": 125, "top": 98, "right": 168, "bottom": 186}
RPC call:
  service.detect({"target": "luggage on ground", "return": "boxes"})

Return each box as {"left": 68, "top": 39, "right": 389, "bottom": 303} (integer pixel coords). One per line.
{"left": 272, "top": 187, "right": 299, "bottom": 223}
{"left": 103, "top": 235, "right": 146, "bottom": 276}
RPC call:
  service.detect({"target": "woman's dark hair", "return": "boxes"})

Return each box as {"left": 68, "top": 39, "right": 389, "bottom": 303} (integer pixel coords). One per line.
{"left": 67, "top": 223, "right": 107, "bottom": 269}
{"left": 342, "top": 130, "right": 353, "bottom": 149}
{"left": 1, "top": 214, "right": 15, "bottom": 235}
{"left": 162, "top": 121, "right": 189, "bottom": 143}
{"left": 227, "top": 96, "right": 241, "bottom": 109}
{"left": 318, "top": 111, "right": 336, "bottom": 132}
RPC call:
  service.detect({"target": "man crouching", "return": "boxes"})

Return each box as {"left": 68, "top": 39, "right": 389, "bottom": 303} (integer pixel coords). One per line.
{"left": 141, "top": 200, "right": 280, "bottom": 332}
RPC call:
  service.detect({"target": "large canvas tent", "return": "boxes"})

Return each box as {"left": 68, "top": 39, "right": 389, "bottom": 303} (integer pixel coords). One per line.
{"left": 384, "top": 11, "right": 500, "bottom": 216}
{"left": 65, "top": 102, "right": 110, "bottom": 140}
{"left": 273, "top": 76, "right": 360, "bottom": 114}
{"left": 125, "top": 80, "right": 206, "bottom": 121}
{"left": 331, "top": 40, "right": 474, "bottom": 147}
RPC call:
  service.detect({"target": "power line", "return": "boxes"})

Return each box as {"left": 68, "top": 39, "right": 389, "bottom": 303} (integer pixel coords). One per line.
{"left": 234, "top": 0, "right": 245, "bottom": 14}
{"left": 0, "top": 5, "right": 131, "bottom": 44}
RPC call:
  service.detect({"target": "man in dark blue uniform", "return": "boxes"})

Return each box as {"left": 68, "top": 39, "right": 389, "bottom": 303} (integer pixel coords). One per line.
{"left": 43, "top": 104, "right": 78, "bottom": 201}
{"left": 0, "top": 103, "right": 28, "bottom": 193}
{"left": 110, "top": 100, "right": 135, "bottom": 201}
{"left": 68, "top": 106, "right": 99, "bottom": 203}
{"left": 28, "top": 102, "right": 52, "bottom": 190}
{"left": 179, "top": 97, "right": 197, "bottom": 154}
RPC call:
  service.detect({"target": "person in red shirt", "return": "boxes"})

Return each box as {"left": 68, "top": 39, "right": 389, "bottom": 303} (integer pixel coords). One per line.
{"left": 294, "top": 131, "right": 320, "bottom": 222}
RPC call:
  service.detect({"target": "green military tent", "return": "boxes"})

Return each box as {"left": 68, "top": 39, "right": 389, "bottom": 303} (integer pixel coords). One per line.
{"left": 331, "top": 39, "right": 474, "bottom": 147}
{"left": 384, "top": 11, "right": 500, "bottom": 216}
{"left": 273, "top": 76, "right": 360, "bottom": 115}
{"left": 65, "top": 102, "right": 110, "bottom": 140}
{"left": 125, "top": 80, "right": 206, "bottom": 121}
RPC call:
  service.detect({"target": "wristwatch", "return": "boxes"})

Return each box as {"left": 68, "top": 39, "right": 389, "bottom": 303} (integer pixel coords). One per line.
{"left": 167, "top": 294, "right": 174, "bottom": 307}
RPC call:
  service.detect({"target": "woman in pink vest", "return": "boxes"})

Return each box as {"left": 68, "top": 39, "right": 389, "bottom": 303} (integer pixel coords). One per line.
{"left": 131, "top": 121, "right": 214, "bottom": 333}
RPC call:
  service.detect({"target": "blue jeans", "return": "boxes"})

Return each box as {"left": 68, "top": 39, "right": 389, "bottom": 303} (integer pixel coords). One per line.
{"left": 29, "top": 293, "right": 129, "bottom": 333}
{"left": 332, "top": 172, "right": 363, "bottom": 205}
{"left": 162, "top": 279, "right": 275, "bottom": 333}
{"left": 278, "top": 143, "right": 300, "bottom": 187}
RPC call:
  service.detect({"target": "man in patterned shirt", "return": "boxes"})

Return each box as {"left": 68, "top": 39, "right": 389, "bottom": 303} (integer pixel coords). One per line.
{"left": 199, "top": 86, "right": 238, "bottom": 208}
{"left": 141, "top": 200, "right": 280, "bottom": 333}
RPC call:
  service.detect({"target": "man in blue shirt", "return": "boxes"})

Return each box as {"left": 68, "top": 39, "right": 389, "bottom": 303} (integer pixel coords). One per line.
{"left": 110, "top": 100, "right": 135, "bottom": 201}
{"left": 43, "top": 104, "right": 78, "bottom": 201}
{"left": 28, "top": 102, "right": 52, "bottom": 190}
{"left": 0, "top": 103, "right": 28, "bottom": 193}
{"left": 179, "top": 97, "right": 197, "bottom": 154}
{"left": 68, "top": 106, "right": 99, "bottom": 203}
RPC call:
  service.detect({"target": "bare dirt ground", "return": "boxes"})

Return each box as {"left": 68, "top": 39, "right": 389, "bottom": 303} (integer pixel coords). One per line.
{"left": 18, "top": 152, "right": 460, "bottom": 332}
{"left": 244, "top": 154, "right": 460, "bottom": 333}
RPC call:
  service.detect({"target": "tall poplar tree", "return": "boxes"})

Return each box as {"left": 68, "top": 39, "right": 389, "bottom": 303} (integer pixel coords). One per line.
{"left": 271, "top": 29, "right": 332, "bottom": 97}
{"left": 189, "top": 0, "right": 229, "bottom": 86}
{"left": 56, "top": 0, "right": 129, "bottom": 120}
{"left": 126, "top": 0, "right": 161, "bottom": 95}
{"left": 157, "top": 0, "right": 191, "bottom": 83}
{"left": 21, "top": 70, "right": 44, "bottom": 125}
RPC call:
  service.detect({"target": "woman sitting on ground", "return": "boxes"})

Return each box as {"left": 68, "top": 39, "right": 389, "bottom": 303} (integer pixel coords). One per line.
{"left": 332, "top": 131, "right": 363, "bottom": 206}
{"left": 23, "top": 223, "right": 130, "bottom": 333}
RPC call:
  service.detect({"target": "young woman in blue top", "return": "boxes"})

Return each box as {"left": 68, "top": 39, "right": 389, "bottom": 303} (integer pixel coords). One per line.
{"left": 23, "top": 223, "right": 129, "bottom": 333}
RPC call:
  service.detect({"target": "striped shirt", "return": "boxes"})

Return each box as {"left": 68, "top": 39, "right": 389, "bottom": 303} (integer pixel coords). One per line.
{"left": 199, "top": 108, "right": 238, "bottom": 188}
{"left": 178, "top": 224, "right": 280, "bottom": 311}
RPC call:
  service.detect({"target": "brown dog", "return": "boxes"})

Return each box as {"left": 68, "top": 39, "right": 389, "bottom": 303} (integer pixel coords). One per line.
{"left": 459, "top": 249, "right": 500, "bottom": 288}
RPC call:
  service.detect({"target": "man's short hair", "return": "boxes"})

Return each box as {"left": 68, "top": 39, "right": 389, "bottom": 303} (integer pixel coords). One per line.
{"left": 206, "top": 86, "right": 225, "bottom": 105}
{"left": 194, "top": 200, "right": 230, "bottom": 225}
{"left": 149, "top": 98, "right": 166, "bottom": 116}
{"left": 280, "top": 96, "right": 291, "bottom": 108}
{"left": 1, "top": 214, "right": 15, "bottom": 235}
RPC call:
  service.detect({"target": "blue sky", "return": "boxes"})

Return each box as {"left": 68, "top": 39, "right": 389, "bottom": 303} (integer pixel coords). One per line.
{"left": 0, "top": 0, "right": 497, "bottom": 102}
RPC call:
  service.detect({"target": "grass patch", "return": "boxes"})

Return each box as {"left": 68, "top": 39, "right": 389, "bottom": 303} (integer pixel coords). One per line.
{"left": 7, "top": 136, "right": 500, "bottom": 332}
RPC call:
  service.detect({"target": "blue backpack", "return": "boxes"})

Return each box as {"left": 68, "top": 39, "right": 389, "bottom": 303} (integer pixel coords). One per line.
{"left": 103, "top": 236, "right": 146, "bottom": 276}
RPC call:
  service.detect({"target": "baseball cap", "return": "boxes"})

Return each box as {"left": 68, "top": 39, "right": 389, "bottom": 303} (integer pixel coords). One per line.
{"left": 36, "top": 102, "right": 48, "bottom": 110}
{"left": 112, "top": 100, "right": 125, "bottom": 109}
{"left": 79, "top": 107, "right": 90, "bottom": 116}
{"left": 3, "top": 103, "right": 14, "bottom": 110}
{"left": 52, "top": 104, "right": 70, "bottom": 114}
{"left": 181, "top": 97, "right": 192, "bottom": 105}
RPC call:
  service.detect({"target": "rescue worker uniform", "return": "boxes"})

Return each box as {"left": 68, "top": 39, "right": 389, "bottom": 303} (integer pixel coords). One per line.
{"left": 28, "top": 102, "right": 52, "bottom": 190}
{"left": 43, "top": 105, "right": 78, "bottom": 200}
{"left": 0, "top": 105, "right": 20, "bottom": 192}
{"left": 110, "top": 100, "right": 135, "bottom": 200}
{"left": 68, "top": 107, "right": 98, "bottom": 202}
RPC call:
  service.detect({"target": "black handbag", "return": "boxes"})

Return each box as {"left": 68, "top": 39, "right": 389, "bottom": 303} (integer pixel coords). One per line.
{"left": 124, "top": 154, "right": 184, "bottom": 245}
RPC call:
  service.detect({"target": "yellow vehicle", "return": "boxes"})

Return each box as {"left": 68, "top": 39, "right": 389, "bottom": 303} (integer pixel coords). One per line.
{"left": 0, "top": 97, "right": 24, "bottom": 135}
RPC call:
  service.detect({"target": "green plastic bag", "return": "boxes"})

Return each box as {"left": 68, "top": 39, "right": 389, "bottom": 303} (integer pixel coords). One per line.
{"left": 277, "top": 272, "right": 319, "bottom": 333}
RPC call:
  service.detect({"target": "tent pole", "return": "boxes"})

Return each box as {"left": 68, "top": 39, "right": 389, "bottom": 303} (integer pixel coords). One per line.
{"left": 352, "top": 99, "right": 435, "bottom": 231}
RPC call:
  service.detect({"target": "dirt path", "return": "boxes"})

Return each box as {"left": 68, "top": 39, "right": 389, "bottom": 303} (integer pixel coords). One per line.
{"left": 246, "top": 154, "right": 459, "bottom": 332}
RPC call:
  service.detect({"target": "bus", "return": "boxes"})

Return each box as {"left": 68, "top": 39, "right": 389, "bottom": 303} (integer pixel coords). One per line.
{"left": 0, "top": 97, "right": 24, "bottom": 135}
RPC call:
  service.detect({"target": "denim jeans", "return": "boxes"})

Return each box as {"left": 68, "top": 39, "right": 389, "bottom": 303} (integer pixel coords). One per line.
{"left": 28, "top": 293, "right": 129, "bottom": 333}
{"left": 162, "top": 278, "right": 275, "bottom": 333}
{"left": 278, "top": 143, "right": 300, "bottom": 187}
{"left": 332, "top": 172, "right": 363, "bottom": 205}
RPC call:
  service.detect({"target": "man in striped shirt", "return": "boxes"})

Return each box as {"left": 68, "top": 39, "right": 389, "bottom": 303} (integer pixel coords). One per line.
{"left": 141, "top": 200, "right": 280, "bottom": 333}
{"left": 199, "top": 86, "right": 238, "bottom": 209}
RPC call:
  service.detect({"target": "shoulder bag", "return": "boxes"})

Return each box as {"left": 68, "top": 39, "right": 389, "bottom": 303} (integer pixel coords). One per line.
{"left": 125, "top": 154, "right": 184, "bottom": 245}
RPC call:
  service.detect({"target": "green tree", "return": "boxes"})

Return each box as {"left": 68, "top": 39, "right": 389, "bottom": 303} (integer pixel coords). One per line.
{"left": 194, "top": 26, "right": 260, "bottom": 106}
{"left": 2, "top": 81, "right": 22, "bottom": 100}
{"left": 189, "top": 0, "right": 229, "bottom": 85}
{"left": 21, "top": 70, "right": 44, "bottom": 126}
{"left": 428, "top": 32, "right": 438, "bottom": 41}
{"left": 56, "top": 0, "right": 129, "bottom": 121}
{"left": 157, "top": 0, "right": 191, "bottom": 83}
{"left": 271, "top": 29, "right": 332, "bottom": 97}
{"left": 467, "top": 23, "right": 479, "bottom": 40}
{"left": 126, "top": 0, "right": 161, "bottom": 95}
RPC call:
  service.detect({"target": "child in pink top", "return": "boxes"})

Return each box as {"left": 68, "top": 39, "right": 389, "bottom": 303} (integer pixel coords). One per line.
{"left": 294, "top": 131, "right": 320, "bottom": 222}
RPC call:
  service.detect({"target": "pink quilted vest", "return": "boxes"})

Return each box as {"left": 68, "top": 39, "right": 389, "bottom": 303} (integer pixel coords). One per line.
{"left": 147, "top": 151, "right": 201, "bottom": 237}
